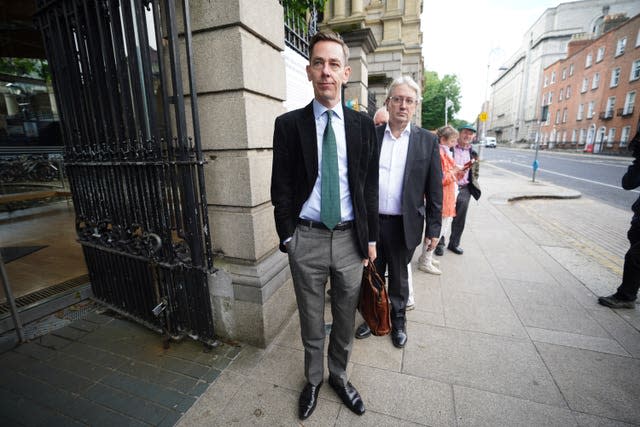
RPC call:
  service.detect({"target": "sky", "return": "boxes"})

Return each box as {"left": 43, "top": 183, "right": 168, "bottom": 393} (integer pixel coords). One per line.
{"left": 421, "top": 0, "right": 567, "bottom": 122}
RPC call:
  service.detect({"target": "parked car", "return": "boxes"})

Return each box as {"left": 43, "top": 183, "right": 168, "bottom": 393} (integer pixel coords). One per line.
{"left": 484, "top": 137, "right": 497, "bottom": 148}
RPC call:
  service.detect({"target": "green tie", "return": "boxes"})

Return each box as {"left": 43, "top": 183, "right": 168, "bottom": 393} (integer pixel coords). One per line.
{"left": 320, "top": 110, "right": 341, "bottom": 230}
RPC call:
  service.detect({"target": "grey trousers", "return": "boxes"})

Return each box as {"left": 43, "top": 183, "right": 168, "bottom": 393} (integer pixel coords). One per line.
{"left": 287, "top": 224, "right": 363, "bottom": 386}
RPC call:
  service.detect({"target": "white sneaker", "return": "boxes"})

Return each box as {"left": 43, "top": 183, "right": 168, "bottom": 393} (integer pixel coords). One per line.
{"left": 418, "top": 263, "right": 442, "bottom": 275}
{"left": 431, "top": 259, "right": 440, "bottom": 266}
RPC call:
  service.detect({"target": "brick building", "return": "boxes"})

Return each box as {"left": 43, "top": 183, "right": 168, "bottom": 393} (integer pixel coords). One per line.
{"left": 539, "top": 13, "right": 640, "bottom": 153}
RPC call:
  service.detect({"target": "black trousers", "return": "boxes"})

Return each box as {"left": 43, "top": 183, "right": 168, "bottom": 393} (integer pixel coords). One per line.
{"left": 375, "top": 215, "right": 415, "bottom": 330}
{"left": 449, "top": 186, "right": 472, "bottom": 248}
{"left": 616, "top": 221, "right": 640, "bottom": 301}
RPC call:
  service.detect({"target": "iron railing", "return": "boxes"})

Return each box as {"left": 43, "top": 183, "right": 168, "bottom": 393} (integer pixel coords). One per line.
{"left": 282, "top": 2, "right": 319, "bottom": 58}
{"left": 34, "top": 0, "right": 216, "bottom": 346}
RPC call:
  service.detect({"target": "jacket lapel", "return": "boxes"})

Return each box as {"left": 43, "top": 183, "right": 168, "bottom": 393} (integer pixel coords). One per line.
{"left": 298, "top": 102, "right": 318, "bottom": 187}
{"left": 403, "top": 124, "right": 419, "bottom": 193}
{"left": 344, "top": 108, "right": 360, "bottom": 186}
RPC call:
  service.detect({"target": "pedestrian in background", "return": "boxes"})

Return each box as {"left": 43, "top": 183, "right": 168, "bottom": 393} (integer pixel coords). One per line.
{"left": 355, "top": 75, "right": 442, "bottom": 348}
{"left": 598, "top": 129, "right": 640, "bottom": 309}
{"left": 271, "top": 31, "right": 379, "bottom": 420}
{"left": 418, "top": 125, "right": 460, "bottom": 273}
{"left": 437, "top": 123, "right": 481, "bottom": 256}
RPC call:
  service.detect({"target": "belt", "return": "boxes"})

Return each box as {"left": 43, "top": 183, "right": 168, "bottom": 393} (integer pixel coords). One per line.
{"left": 297, "top": 219, "right": 354, "bottom": 231}
{"left": 379, "top": 214, "right": 402, "bottom": 220}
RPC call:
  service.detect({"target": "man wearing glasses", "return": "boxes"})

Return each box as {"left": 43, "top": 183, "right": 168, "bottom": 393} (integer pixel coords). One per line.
{"left": 355, "top": 76, "right": 442, "bottom": 348}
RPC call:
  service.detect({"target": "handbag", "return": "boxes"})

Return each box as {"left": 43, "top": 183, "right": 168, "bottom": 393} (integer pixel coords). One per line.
{"left": 358, "top": 262, "right": 391, "bottom": 336}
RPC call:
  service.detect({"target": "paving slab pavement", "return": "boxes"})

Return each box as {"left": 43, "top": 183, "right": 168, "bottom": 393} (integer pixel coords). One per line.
{"left": 177, "top": 163, "right": 640, "bottom": 426}
{"left": 1, "top": 162, "right": 639, "bottom": 426}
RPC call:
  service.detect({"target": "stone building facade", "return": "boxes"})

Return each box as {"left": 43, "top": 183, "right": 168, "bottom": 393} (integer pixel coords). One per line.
{"left": 320, "top": 0, "right": 424, "bottom": 124}
{"left": 489, "top": 0, "right": 640, "bottom": 144}
{"left": 539, "top": 14, "right": 640, "bottom": 153}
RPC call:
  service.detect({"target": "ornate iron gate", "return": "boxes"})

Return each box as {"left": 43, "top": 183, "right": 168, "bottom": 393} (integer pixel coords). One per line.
{"left": 35, "top": 0, "right": 216, "bottom": 346}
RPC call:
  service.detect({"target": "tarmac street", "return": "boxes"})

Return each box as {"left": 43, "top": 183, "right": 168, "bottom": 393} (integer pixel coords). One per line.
{"left": 1, "top": 162, "right": 640, "bottom": 426}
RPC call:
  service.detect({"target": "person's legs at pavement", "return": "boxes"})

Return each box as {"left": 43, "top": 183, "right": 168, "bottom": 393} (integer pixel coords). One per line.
{"left": 599, "top": 224, "right": 640, "bottom": 309}
{"left": 407, "top": 264, "right": 415, "bottom": 309}
{"left": 448, "top": 186, "right": 471, "bottom": 254}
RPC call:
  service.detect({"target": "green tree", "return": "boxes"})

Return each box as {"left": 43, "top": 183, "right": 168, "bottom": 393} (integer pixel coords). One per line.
{"left": 421, "top": 71, "right": 461, "bottom": 130}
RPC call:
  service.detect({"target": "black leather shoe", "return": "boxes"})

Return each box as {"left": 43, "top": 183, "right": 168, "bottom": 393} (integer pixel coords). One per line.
{"left": 355, "top": 322, "right": 371, "bottom": 339}
{"left": 328, "top": 376, "right": 365, "bottom": 415}
{"left": 391, "top": 328, "right": 407, "bottom": 348}
{"left": 298, "top": 382, "right": 322, "bottom": 420}
{"left": 435, "top": 245, "right": 444, "bottom": 256}
{"left": 447, "top": 245, "right": 464, "bottom": 255}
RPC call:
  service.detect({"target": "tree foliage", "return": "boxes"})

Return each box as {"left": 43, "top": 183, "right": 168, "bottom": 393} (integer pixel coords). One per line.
{"left": 281, "top": 0, "right": 327, "bottom": 17}
{"left": 421, "top": 70, "right": 461, "bottom": 130}
{"left": 0, "top": 58, "right": 49, "bottom": 81}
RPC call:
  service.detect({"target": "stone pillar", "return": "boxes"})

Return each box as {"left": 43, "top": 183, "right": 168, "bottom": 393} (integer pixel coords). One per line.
{"left": 179, "top": 0, "right": 296, "bottom": 347}
{"left": 4, "top": 94, "right": 18, "bottom": 116}
{"left": 351, "top": 0, "right": 363, "bottom": 15}
{"left": 334, "top": 0, "right": 346, "bottom": 18}
{"left": 341, "top": 29, "right": 377, "bottom": 114}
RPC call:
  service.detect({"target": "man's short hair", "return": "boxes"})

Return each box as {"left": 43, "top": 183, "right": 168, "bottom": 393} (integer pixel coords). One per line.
{"left": 386, "top": 75, "right": 422, "bottom": 102}
{"left": 309, "top": 31, "right": 350, "bottom": 64}
{"left": 373, "top": 107, "right": 389, "bottom": 126}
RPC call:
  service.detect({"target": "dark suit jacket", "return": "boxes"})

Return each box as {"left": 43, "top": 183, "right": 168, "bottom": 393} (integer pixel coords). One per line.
{"left": 271, "top": 102, "right": 379, "bottom": 258}
{"left": 376, "top": 124, "right": 443, "bottom": 250}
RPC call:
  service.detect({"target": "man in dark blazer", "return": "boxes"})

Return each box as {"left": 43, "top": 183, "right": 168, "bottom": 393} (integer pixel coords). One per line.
{"left": 270, "top": 31, "right": 379, "bottom": 420}
{"left": 355, "top": 75, "right": 442, "bottom": 348}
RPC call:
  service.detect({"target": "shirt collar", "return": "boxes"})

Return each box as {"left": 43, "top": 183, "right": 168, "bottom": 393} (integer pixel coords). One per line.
{"left": 384, "top": 122, "right": 412, "bottom": 138}
{"left": 313, "top": 99, "right": 344, "bottom": 121}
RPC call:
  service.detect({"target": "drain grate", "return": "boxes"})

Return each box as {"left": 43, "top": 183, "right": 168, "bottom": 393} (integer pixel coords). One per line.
{"left": 0, "top": 274, "right": 91, "bottom": 315}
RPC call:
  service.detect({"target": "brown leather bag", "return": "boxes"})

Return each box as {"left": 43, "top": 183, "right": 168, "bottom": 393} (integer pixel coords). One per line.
{"left": 358, "top": 262, "right": 391, "bottom": 336}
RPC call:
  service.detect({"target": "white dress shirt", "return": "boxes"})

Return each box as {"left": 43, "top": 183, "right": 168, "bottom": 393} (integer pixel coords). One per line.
{"left": 299, "top": 100, "right": 354, "bottom": 222}
{"left": 378, "top": 123, "right": 411, "bottom": 215}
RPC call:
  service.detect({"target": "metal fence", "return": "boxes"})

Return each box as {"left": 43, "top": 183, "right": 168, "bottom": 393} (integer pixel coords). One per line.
{"left": 34, "top": 0, "right": 217, "bottom": 346}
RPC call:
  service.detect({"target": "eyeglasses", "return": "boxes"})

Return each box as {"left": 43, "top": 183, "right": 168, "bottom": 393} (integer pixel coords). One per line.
{"left": 388, "top": 96, "right": 418, "bottom": 106}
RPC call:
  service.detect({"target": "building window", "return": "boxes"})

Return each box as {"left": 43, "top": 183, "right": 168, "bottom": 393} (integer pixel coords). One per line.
{"left": 610, "top": 68, "right": 621, "bottom": 87}
{"left": 569, "top": 64, "right": 574, "bottom": 76}
{"left": 606, "top": 96, "right": 616, "bottom": 118}
{"left": 585, "top": 53, "right": 593, "bottom": 68}
{"left": 587, "top": 101, "right": 595, "bottom": 118}
{"left": 621, "top": 126, "right": 631, "bottom": 147}
{"left": 562, "top": 131, "right": 567, "bottom": 143}
{"left": 631, "top": 60, "right": 640, "bottom": 81}
{"left": 577, "top": 103, "right": 584, "bottom": 120}
{"left": 566, "top": 85, "right": 571, "bottom": 99}
{"left": 548, "top": 92, "right": 553, "bottom": 104}
{"left": 624, "top": 91, "right": 636, "bottom": 115}
{"left": 559, "top": 88, "right": 564, "bottom": 101}
{"left": 544, "top": 75, "right": 549, "bottom": 87}
{"left": 571, "top": 129, "right": 577, "bottom": 143}
{"left": 562, "top": 67, "right": 567, "bottom": 80}
{"left": 616, "top": 37, "right": 627, "bottom": 56}
{"left": 562, "top": 108, "right": 568, "bottom": 123}
{"left": 579, "top": 128, "right": 586, "bottom": 145}
{"left": 608, "top": 128, "right": 616, "bottom": 145}
{"left": 636, "top": 29, "right": 640, "bottom": 47}
{"left": 551, "top": 71, "right": 556, "bottom": 84}
{"left": 581, "top": 77, "right": 589, "bottom": 93}
{"left": 596, "top": 46, "right": 605, "bottom": 62}
{"left": 555, "top": 110, "right": 560, "bottom": 124}
{"left": 592, "top": 72, "right": 600, "bottom": 89}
